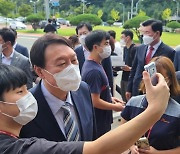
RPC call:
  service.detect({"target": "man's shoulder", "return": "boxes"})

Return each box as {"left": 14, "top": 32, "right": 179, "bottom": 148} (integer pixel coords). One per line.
{"left": 74, "top": 45, "right": 83, "bottom": 53}
{"left": 160, "top": 42, "right": 174, "bottom": 51}
{"left": 13, "top": 51, "right": 28, "bottom": 61}
{"left": 16, "top": 43, "right": 27, "bottom": 50}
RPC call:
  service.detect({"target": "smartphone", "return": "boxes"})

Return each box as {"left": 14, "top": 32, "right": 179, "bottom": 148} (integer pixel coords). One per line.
{"left": 136, "top": 137, "right": 150, "bottom": 149}
{"left": 144, "top": 62, "right": 157, "bottom": 86}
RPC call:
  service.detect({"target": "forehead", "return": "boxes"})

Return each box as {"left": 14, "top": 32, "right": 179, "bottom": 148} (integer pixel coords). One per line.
{"left": 77, "top": 26, "right": 90, "bottom": 35}
{"left": 45, "top": 44, "right": 76, "bottom": 63}
{"left": 141, "top": 25, "right": 154, "bottom": 34}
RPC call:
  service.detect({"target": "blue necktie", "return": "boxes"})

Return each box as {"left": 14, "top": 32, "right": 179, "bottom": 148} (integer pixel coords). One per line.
{"left": 62, "top": 104, "right": 80, "bottom": 141}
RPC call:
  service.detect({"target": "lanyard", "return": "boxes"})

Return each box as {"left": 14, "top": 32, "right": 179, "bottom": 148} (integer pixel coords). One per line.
{"left": 146, "top": 126, "right": 153, "bottom": 139}
{"left": 0, "top": 130, "right": 18, "bottom": 139}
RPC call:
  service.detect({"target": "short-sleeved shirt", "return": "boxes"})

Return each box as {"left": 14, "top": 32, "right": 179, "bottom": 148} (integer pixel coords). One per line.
{"left": 122, "top": 44, "right": 136, "bottom": 81}
{"left": 121, "top": 95, "right": 180, "bottom": 150}
{"left": 82, "top": 60, "right": 113, "bottom": 137}
{"left": 0, "top": 134, "right": 84, "bottom": 154}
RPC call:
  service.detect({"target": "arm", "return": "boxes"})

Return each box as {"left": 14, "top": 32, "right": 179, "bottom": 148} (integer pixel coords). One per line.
{"left": 91, "top": 93, "right": 124, "bottom": 111}
{"left": 83, "top": 71, "right": 170, "bottom": 154}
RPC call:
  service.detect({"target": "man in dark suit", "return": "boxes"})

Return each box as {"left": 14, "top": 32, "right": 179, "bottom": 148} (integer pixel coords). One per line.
{"left": 126, "top": 19, "right": 175, "bottom": 100}
{"left": 174, "top": 45, "right": 180, "bottom": 71}
{"left": 75, "top": 22, "right": 114, "bottom": 95}
{"left": 0, "top": 28, "right": 33, "bottom": 89}
{"left": 12, "top": 29, "right": 29, "bottom": 58}
{"left": 20, "top": 33, "right": 97, "bottom": 142}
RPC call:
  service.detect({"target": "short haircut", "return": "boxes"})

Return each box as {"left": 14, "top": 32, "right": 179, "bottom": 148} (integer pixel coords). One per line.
{"left": 0, "top": 28, "right": 15, "bottom": 45}
{"left": 75, "top": 22, "right": 92, "bottom": 35}
{"left": 69, "top": 35, "right": 79, "bottom": 48}
{"left": 108, "top": 30, "right": 116, "bottom": 39}
{"left": 140, "top": 56, "right": 180, "bottom": 96}
{"left": 0, "top": 64, "right": 27, "bottom": 101}
{"left": 48, "top": 18, "right": 52, "bottom": 23}
{"left": 121, "top": 29, "right": 134, "bottom": 40}
{"left": 85, "top": 30, "right": 110, "bottom": 52}
{"left": 142, "top": 19, "right": 163, "bottom": 36}
{"left": 30, "top": 33, "right": 71, "bottom": 68}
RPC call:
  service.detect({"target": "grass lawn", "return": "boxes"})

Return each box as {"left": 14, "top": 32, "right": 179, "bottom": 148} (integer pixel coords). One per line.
{"left": 18, "top": 26, "right": 180, "bottom": 47}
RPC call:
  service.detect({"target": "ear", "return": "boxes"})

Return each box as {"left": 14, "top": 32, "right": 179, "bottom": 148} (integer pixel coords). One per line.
{"left": 34, "top": 65, "right": 45, "bottom": 79}
{"left": 93, "top": 44, "right": 99, "bottom": 50}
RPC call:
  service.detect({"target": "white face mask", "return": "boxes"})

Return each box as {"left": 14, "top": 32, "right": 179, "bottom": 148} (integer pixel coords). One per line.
{"left": 0, "top": 92, "right": 38, "bottom": 125}
{"left": 120, "top": 39, "right": 126, "bottom": 47}
{"left": 45, "top": 64, "right": 81, "bottom": 91}
{"left": 79, "top": 35, "right": 86, "bottom": 46}
{"left": 143, "top": 35, "right": 154, "bottom": 45}
{"left": 99, "top": 45, "right": 111, "bottom": 59}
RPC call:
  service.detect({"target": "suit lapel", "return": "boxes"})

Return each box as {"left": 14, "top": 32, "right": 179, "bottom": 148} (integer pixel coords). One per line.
{"left": 141, "top": 45, "right": 148, "bottom": 64}
{"left": 153, "top": 42, "right": 164, "bottom": 57}
{"left": 70, "top": 90, "right": 86, "bottom": 140}
{"left": 32, "top": 83, "right": 66, "bottom": 141}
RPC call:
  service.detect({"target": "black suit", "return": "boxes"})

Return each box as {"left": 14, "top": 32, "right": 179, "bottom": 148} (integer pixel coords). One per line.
{"left": 127, "top": 42, "right": 175, "bottom": 96}
{"left": 20, "top": 81, "right": 97, "bottom": 142}
{"left": 14, "top": 43, "right": 29, "bottom": 58}
{"left": 75, "top": 45, "right": 114, "bottom": 95}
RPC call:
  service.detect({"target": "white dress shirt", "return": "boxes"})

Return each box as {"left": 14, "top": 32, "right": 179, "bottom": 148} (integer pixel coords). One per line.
{"left": 1, "top": 50, "right": 14, "bottom": 65}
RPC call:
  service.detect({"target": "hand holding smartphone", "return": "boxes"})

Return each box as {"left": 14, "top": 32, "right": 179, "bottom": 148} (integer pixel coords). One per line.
{"left": 144, "top": 62, "right": 158, "bottom": 86}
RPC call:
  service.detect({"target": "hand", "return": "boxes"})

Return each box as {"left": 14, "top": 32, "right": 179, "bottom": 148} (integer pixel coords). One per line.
{"left": 121, "top": 65, "right": 131, "bottom": 72}
{"left": 130, "top": 145, "right": 139, "bottom": 154}
{"left": 111, "top": 97, "right": 125, "bottom": 111}
{"left": 125, "top": 92, "right": 131, "bottom": 101}
{"left": 143, "top": 71, "right": 170, "bottom": 115}
{"left": 138, "top": 146, "right": 159, "bottom": 154}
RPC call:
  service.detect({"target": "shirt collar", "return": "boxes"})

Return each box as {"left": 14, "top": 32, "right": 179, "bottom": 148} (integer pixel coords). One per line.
{"left": 1, "top": 49, "right": 14, "bottom": 59}
{"left": 41, "top": 81, "right": 73, "bottom": 115}
{"left": 148, "top": 40, "right": 161, "bottom": 51}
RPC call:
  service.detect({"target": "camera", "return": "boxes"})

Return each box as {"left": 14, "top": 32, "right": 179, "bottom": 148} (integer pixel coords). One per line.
{"left": 144, "top": 62, "right": 157, "bottom": 86}
{"left": 136, "top": 137, "right": 150, "bottom": 149}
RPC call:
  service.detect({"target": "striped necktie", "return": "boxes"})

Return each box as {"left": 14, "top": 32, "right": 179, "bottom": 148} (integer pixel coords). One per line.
{"left": 145, "top": 46, "right": 154, "bottom": 64}
{"left": 62, "top": 104, "right": 80, "bottom": 141}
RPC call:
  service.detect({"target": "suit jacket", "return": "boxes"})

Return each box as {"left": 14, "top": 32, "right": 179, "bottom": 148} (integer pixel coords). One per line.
{"left": 75, "top": 45, "right": 114, "bottom": 95}
{"left": 127, "top": 42, "right": 175, "bottom": 96}
{"left": 0, "top": 51, "right": 33, "bottom": 89}
{"left": 15, "top": 43, "right": 29, "bottom": 58}
{"left": 20, "top": 81, "right": 97, "bottom": 142}
{"left": 174, "top": 49, "right": 180, "bottom": 71}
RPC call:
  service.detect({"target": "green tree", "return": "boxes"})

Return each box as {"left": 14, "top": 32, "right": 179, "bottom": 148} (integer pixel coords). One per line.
{"left": 97, "top": 9, "right": 103, "bottom": 19}
{"left": 110, "top": 9, "right": 120, "bottom": 21}
{"left": 70, "top": 14, "right": 101, "bottom": 26}
{"left": 162, "top": 8, "right": 171, "bottom": 21}
{"left": 19, "top": 4, "right": 32, "bottom": 17}
{"left": 138, "top": 10, "right": 146, "bottom": 16}
{"left": 0, "top": 0, "right": 15, "bottom": 16}
{"left": 123, "top": 15, "right": 150, "bottom": 41}
{"left": 26, "top": 14, "right": 44, "bottom": 31}
{"left": 166, "top": 21, "right": 180, "bottom": 32}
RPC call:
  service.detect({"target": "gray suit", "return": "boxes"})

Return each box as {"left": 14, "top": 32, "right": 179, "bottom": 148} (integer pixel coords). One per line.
{"left": 0, "top": 51, "right": 33, "bottom": 89}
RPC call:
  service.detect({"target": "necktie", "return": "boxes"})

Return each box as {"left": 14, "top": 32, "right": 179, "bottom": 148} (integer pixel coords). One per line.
{"left": 62, "top": 104, "right": 80, "bottom": 141}
{"left": 145, "top": 46, "right": 154, "bottom": 64}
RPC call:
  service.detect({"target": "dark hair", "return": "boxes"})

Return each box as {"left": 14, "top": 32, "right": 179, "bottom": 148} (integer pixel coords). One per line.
{"left": 142, "top": 19, "right": 163, "bottom": 36}
{"left": 11, "top": 29, "right": 17, "bottom": 37}
{"left": 85, "top": 30, "right": 110, "bottom": 52}
{"left": 121, "top": 29, "right": 134, "bottom": 40}
{"left": 0, "top": 28, "right": 15, "bottom": 45}
{"left": 48, "top": 18, "right": 52, "bottom": 23}
{"left": 140, "top": 56, "right": 180, "bottom": 96}
{"left": 108, "top": 30, "right": 116, "bottom": 39}
{"left": 69, "top": 35, "right": 79, "bottom": 48}
{"left": 0, "top": 64, "right": 27, "bottom": 101}
{"left": 30, "top": 33, "right": 72, "bottom": 68}
{"left": 75, "top": 22, "right": 92, "bottom": 35}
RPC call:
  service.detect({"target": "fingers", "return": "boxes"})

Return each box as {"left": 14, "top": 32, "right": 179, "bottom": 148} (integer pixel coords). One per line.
{"left": 142, "top": 71, "right": 152, "bottom": 91}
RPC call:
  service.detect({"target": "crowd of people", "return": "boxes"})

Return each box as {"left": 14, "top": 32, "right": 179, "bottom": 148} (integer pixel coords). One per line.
{"left": 0, "top": 18, "right": 179, "bottom": 154}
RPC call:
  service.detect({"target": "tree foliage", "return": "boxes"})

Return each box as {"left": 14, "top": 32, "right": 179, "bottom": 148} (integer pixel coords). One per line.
{"left": 123, "top": 15, "right": 150, "bottom": 41}
{"left": 166, "top": 21, "right": 180, "bottom": 31}
{"left": 19, "top": 4, "right": 32, "bottom": 17}
{"left": 162, "top": 8, "right": 171, "bottom": 21}
{"left": 110, "top": 9, "right": 120, "bottom": 21}
{"left": 0, "top": 0, "right": 15, "bottom": 17}
{"left": 70, "top": 14, "right": 102, "bottom": 26}
{"left": 97, "top": 9, "right": 103, "bottom": 19}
